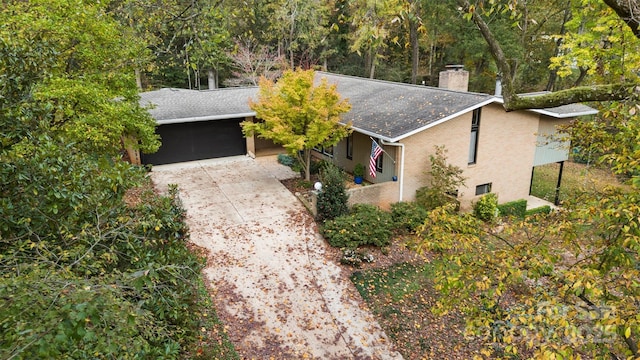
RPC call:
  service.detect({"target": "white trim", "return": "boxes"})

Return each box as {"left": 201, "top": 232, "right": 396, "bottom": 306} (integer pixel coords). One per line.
{"left": 389, "top": 98, "right": 497, "bottom": 142}
{"left": 493, "top": 97, "right": 599, "bottom": 118}
{"left": 156, "top": 112, "right": 256, "bottom": 125}
{"left": 346, "top": 126, "right": 395, "bottom": 143}
{"left": 529, "top": 108, "right": 599, "bottom": 118}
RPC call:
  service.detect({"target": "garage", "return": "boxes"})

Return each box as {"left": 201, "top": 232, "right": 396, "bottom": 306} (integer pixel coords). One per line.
{"left": 141, "top": 119, "right": 246, "bottom": 165}
{"left": 139, "top": 87, "right": 259, "bottom": 165}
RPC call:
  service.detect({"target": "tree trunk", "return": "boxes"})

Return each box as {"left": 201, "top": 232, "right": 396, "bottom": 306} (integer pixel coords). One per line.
{"left": 458, "top": 0, "right": 639, "bottom": 111}
{"left": 303, "top": 149, "right": 312, "bottom": 181}
{"left": 546, "top": 1, "right": 572, "bottom": 91}
{"left": 602, "top": 0, "right": 640, "bottom": 38}
{"left": 208, "top": 69, "right": 217, "bottom": 89}
{"left": 410, "top": 18, "right": 419, "bottom": 84}
{"left": 135, "top": 69, "right": 142, "bottom": 90}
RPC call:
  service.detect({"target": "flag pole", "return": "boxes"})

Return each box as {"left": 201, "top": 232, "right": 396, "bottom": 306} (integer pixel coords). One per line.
{"left": 369, "top": 137, "right": 396, "bottom": 164}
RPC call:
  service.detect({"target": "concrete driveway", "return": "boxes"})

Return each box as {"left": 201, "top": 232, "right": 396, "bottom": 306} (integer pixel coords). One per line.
{"left": 151, "top": 156, "right": 402, "bottom": 359}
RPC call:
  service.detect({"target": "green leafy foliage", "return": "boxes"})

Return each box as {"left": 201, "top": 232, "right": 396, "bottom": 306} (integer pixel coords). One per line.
{"left": 525, "top": 205, "right": 552, "bottom": 217}
{"left": 497, "top": 199, "right": 528, "bottom": 219}
{"left": 0, "top": 140, "right": 234, "bottom": 358}
{"left": 473, "top": 193, "right": 499, "bottom": 222}
{"left": 316, "top": 162, "right": 349, "bottom": 222}
{"left": 0, "top": 0, "right": 159, "bottom": 155}
{"left": 390, "top": 202, "right": 429, "bottom": 233}
{"left": 321, "top": 204, "right": 393, "bottom": 249}
{"left": 411, "top": 185, "right": 640, "bottom": 358}
{"left": 242, "top": 69, "right": 352, "bottom": 181}
{"left": 415, "top": 146, "right": 465, "bottom": 210}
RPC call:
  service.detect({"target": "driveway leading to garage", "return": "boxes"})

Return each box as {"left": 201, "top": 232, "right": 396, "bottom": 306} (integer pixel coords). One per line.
{"left": 151, "top": 156, "right": 402, "bottom": 359}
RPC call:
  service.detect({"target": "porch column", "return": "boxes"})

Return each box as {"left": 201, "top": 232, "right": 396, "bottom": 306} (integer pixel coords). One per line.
{"left": 554, "top": 161, "right": 564, "bottom": 206}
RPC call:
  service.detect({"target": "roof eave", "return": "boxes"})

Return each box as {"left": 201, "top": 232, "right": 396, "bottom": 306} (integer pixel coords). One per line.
{"left": 156, "top": 112, "right": 256, "bottom": 125}
{"left": 493, "top": 96, "right": 599, "bottom": 118}
{"left": 530, "top": 108, "right": 599, "bottom": 118}
{"left": 388, "top": 98, "right": 498, "bottom": 142}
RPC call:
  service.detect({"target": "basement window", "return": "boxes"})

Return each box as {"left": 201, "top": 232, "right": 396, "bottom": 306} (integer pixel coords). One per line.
{"left": 475, "top": 183, "right": 492, "bottom": 196}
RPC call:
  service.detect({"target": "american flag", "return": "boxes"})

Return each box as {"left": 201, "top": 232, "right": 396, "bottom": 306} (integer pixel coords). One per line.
{"left": 369, "top": 140, "right": 383, "bottom": 178}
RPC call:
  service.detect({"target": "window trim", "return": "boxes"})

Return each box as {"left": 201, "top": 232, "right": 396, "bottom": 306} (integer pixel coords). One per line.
{"left": 468, "top": 108, "right": 481, "bottom": 165}
{"left": 475, "top": 182, "right": 492, "bottom": 196}
{"left": 346, "top": 134, "right": 353, "bottom": 160}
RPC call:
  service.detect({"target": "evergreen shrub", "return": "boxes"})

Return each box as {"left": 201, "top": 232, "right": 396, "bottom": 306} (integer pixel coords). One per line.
{"left": 390, "top": 201, "right": 429, "bottom": 233}
{"left": 316, "top": 162, "right": 349, "bottom": 222}
{"left": 321, "top": 204, "right": 393, "bottom": 248}
{"left": 473, "top": 193, "right": 499, "bottom": 222}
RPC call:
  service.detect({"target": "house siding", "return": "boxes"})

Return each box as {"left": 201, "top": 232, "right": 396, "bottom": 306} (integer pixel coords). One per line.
{"left": 533, "top": 117, "right": 571, "bottom": 166}
{"left": 328, "top": 132, "right": 396, "bottom": 183}
{"left": 400, "top": 103, "right": 540, "bottom": 211}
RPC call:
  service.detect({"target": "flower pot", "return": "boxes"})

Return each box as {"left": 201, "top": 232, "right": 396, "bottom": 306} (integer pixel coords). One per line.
{"left": 354, "top": 176, "right": 363, "bottom": 184}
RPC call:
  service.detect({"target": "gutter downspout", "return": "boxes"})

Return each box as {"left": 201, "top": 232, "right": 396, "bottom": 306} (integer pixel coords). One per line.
{"left": 380, "top": 140, "right": 405, "bottom": 202}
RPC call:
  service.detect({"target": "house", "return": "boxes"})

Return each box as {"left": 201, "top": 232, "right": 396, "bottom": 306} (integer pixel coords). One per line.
{"left": 139, "top": 68, "right": 597, "bottom": 210}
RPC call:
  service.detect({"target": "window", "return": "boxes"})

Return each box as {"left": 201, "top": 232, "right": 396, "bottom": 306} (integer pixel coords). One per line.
{"left": 346, "top": 134, "right": 353, "bottom": 160}
{"left": 475, "top": 183, "right": 492, "bottom": 196}
{"left": 313, "top": 145, "right": 334, "bottom": 157}
{"left": 468, "top": 108, "right": 481, "bottom": 164}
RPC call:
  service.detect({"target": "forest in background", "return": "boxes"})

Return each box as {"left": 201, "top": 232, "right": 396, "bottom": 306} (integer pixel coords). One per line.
{"left": 1, "top": 0, "right": 639, "bottom": 358}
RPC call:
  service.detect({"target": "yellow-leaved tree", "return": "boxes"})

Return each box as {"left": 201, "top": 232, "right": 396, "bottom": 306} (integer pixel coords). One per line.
{"left": 243, "top": 69, "right": 352, "bottom": 181}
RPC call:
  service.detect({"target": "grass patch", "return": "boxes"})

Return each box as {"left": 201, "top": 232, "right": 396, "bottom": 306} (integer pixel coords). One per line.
{"left": 531, "top": 161, "right": 628, "bottom": 203}
{"left": 351, "top": 263, "right": 432, "bottom": 302}
{"left": 351, "top": 262, "right": 481, "bottom": 358}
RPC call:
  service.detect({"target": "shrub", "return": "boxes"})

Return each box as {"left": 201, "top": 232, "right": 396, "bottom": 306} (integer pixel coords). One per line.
{"left": 415, "top": 186, "right": 460, "bottom": 211}
{"left": 321, "top": 204, "right": 393, "bottom": 249}
{"left": 390, "top": 201, "right": 429, "bottom": 233}
{"left": 525, "top": 205, "right": 552, "bottom": 217}
{"left": 415, "top": 146, "right": 466, "bottom": 210}
{"left": 497, "top": 199, "right": 528, "bottom": 219}
{"left": 277, "top": 153, "right": 296, "bottom": 167}
{"left": 316, "top": 162, "right": 349, "bottom": 222}
{"left": 473, "top": 193, "right": 499, "bottom": 222}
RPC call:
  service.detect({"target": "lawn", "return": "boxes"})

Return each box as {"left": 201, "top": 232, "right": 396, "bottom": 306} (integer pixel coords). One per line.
{"left": 530, "top": 160, "right": 628, "bottom": 203}
{"left": 351, "top": 262, "right": 483, "bottom": 359}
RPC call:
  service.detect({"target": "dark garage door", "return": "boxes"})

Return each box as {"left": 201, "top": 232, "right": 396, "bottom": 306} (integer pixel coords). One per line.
{"left": 142, "top": 119, "right": 246, "bottom": 165}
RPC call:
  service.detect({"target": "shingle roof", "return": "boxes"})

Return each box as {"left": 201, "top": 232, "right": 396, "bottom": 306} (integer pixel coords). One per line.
{"left": 139, "top": 72, "right": 597, "bottom": 140}
{"left": 316, "top": 72, "right": 494, "bottom": 141}
{"left": 139, "top": 87, "right": 258, "bottom": 124}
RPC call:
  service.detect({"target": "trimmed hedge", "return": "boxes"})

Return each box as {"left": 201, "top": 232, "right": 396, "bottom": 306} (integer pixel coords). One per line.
{"left": 497, "top": 199, "right": 528, "bottom": 219}
{"left": 525, "top": 205, "right": 552, "bottom": 216}
{"left": 321, "top": 204, "right": 393, "bottom": 249}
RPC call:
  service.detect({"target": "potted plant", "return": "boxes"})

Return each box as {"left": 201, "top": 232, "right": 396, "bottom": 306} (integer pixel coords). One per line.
{"left": 353, "top": 163, "right": 365, "bottom": 184}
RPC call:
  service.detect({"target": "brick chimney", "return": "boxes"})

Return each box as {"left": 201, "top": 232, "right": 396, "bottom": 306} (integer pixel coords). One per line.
{"left": 438, "top": 65, "right": 469, "bottom": 92}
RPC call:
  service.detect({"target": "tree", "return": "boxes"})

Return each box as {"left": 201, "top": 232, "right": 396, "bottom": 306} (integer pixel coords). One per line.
{"left": 242, "top": 69, "right": 352, "bottom": 181}
{"left": 0, "top": 0, "right": 159, "bottom": 155}
{"left": 225, "top": 38, "right": 286, "bottom": 87}
{"left": 457, "top": 0, "right": 640, "bottom": 110}
{"left": 111, "top": 0, "right": 232, "bottom": 89}
{"left": 412, "top": 189, "right": 640, "bottom": 358}
{"left": 349, "top": 0, "right": 404, "bottom": 78}
{"left": 316, "top": 162, "right": 350, "bottom": 222}
{"left": 415, "top": 145, "right": 466, "bottom": 210}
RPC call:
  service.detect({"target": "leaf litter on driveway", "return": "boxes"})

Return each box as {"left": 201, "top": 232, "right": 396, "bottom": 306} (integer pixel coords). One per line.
{"left": 151, "top": 156, "right": 402, "bottom": 360}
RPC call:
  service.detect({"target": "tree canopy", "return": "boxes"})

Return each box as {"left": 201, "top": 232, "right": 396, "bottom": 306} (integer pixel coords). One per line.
{"left": 242, "top": 69, "right": 351, "bottom": 181}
